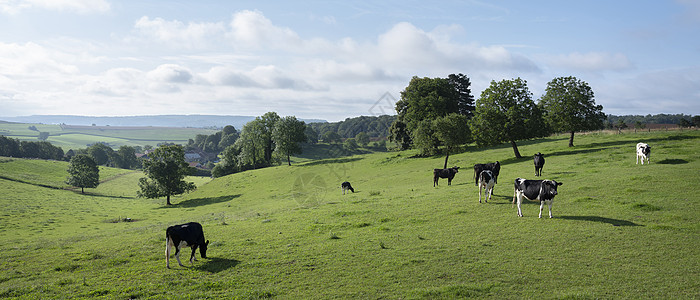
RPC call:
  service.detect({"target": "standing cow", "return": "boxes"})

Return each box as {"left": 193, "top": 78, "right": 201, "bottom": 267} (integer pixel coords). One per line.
{"left": 434, "top": 167, "right": 459, "bottom": 187}
{"left": 478, "top": 170, "right": 496, "bottom": 203}
{"left": 166, "top": 222, "right": 209, "bottom": 268}
{"left": 513, "top": 178, "right": 563, "bottom": 218}
{"left": 636, "top": 143, "right": 651, "bottom": 165}
{"left": 534, "top": 153, "right": 545, "bottom": 176}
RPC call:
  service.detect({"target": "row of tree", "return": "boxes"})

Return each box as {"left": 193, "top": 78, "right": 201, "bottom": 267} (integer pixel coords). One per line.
{"left": 390, "top": 75, "right": 606, "bottom": 167}
{"left": 309, "top": 115, "right": 396, "bottom": 141}
{"left": 0, "top": 136, "right": 64, "bottom": 160}
{"left": 212, "top": 112, "right": 307, "bottom": 177}
{"left": 607, "top": 114, "right": 700, "bottom": 126}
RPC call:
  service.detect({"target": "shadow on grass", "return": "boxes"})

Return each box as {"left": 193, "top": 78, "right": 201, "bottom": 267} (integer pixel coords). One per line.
{"left": 299, "top": 157, "right": 364, "bottom": 167}
{"left": 196, "top": 257, "right": 241, "bottom": 273}
{"left": 656, "top": 158, "right": 688, "bottom": 164}
{"left": 559, "top": 215, "right": 642, "bottom": 226}
{"left": 161, "top": 194, "right": 241, "bottom": 208}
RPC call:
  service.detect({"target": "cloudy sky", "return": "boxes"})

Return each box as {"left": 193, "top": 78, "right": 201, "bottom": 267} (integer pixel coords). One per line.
{"left": 1, "top": 0, "right": 699, "bottom": 121}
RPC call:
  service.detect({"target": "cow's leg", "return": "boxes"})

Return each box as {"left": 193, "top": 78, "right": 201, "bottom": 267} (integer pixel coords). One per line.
{"left": 516, "top": 193, "right": 523, "bottom": 217}
{"left": 190, "top": 246, "right": 198, "bottom": 264}
{"left": 174, "top": 247, "right": 184, "bottom": 267}
{"left": 548, "top": 201, "right": 553, "bottom": 218}
{"left": 166, "top": 237, "right": 171, "bottom": 268}
{"left": 487, "top": 186, "right": 492, "bottom": 202}
{"left": 447, "top": 177, "right": 452, "bottom": 186}
{"left": 539, "top": 201, "right": 545, "bottom": 218}
{"left": 479, "top": 184, "right": 482, "bottom": 203}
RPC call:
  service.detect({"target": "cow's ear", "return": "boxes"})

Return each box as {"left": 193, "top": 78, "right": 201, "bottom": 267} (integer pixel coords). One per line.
{"left": 206, "top": 240, "right": 210, "bottom": 245}
{"left": 557, "top": 182, "right": 563, "bottom": 186}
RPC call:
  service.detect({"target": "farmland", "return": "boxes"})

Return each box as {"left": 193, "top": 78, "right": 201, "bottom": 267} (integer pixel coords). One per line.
{"left": 0, "top": 122, "right": 218, "bottom": 150}
{"left": 0, "top": 130, "right": 698, "bottom": 299}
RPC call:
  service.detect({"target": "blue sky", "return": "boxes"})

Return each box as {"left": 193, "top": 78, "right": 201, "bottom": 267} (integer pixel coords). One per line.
{"left": 1, "top": 0, "right": 698, "bottom": 122}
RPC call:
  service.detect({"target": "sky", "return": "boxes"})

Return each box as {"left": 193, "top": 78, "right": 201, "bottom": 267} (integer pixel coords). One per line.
{"left": 1, "top": 0, "right": 699, "bottom": 122}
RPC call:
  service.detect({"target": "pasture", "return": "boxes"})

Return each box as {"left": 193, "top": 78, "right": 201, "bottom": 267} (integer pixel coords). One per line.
{"left": 0, "top": 130, "right": 698, "bottom": 299}
{"left": 0, "top": 123, "right": 218, "bottom": 150}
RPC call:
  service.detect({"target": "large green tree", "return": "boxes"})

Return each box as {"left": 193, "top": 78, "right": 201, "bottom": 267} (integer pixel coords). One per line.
{"left": 470, "top": 78, "right": 549, "bottom": 158}
{"left": 66, "top": 154, "right": 99, "bottom": 194}
{"left": 448, "top": 73, "right": 476, "bottom": 118}
{"left": 260, "top": 112, "right": 281, "bottom": 163}
{"left": 433, "top": 113, "right": 472, "bottom": 168}
{"left": 235, "top": 119, "right": 267, "bottom": 169}
{"left": 272, "top": 116, "right": 307, "bottom": 166}
{"left": 539, "top": 76, "right": 606, "bottom": 147}
{"left": 138, "top": 145, "right": 196, "bottom": 205}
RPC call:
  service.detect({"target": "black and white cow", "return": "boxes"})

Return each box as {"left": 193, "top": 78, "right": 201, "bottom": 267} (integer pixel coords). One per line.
{"left": 478, "top": 170, "right": 496, "bottom": 203}
{"left": 533, "top": 153, "right": 545, "bottom": 176}
{"left": 636, "top": 143, "right": 651, "bottom": 165}
{"left": 473, "top": 161, "right": 501, "bottom": 186}
{"left": 512, "top": 178, "right": 563, "bottom": 218}
{"left": 166, "top": 222, "right": 209, "bottom": 268}
{"left": 434, "top": 167, "right": 459, "bottom": 187}
{"left": 341, "top": 181, "right": 355, "bottom": 194}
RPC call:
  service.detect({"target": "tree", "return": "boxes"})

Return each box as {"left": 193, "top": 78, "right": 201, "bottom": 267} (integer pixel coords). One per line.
{"left": 66, "top": 154, "right": 99, "bottom": 194}
{"left": 411, "top": 119, "right": 439, "bottom": 156}
{"left": 395, "top": 76, "right": 460, "bottom": 132}
{"left": 87, "top": 143, "right": 112, "bottom": 165}
{"left": 260, "top": 112, "right": 281, "bottom": 164}
{"left": 323, "top": 131, "right": 342, "bottom": 144}
{"left": 305, "top": 125, "right": 318, "bottom": 144}
{"left": 235, "top": 119, "right": 266, "bottom": 169}
{"left": 272, "top": 116, "right": 307, "bottom": 166}
{"left": 116, "top": 146, "right": 138, "bottom": 169}
{"left": 212, "top": 145, "right": 243, "bottom": 178}
{"left": 388, "top": 120, "right": 411, "bottom": 150}
{"left": 470, "top": 78, "right": 549, "bottom": 158}
{"left": 138, "top": 145, "right": 196, "bottom": 205}
{"left": 679, "top": 118, "right": 693, "bottom": 128}
{"left": 539, "top": 76, "right": 606, "bottom": 147}
{"left": 448, "top": 73, "right": 476, "bottom": 118}
{"left": 433, "top": 113, "right": 472, "bottom": 168}
{"left": 343, "top": 138, "right": 358, "bottom": 151}
{"left": 692, "top": 115, "right": 700, "bottom": 128}
{"left": 355, "top": 132, "right": 370, "bottom": 147}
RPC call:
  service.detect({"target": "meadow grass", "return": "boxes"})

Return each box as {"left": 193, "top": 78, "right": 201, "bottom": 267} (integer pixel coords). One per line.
{"left": 0, "top": 130, "right": 698, "bottom": 299}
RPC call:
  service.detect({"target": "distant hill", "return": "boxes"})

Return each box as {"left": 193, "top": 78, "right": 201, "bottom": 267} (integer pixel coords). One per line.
{"left": 0, "top": 115, "right": 326, "bottom": 129}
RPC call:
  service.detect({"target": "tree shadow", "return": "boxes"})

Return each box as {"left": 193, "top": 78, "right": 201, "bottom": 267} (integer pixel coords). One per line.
{"left": 195, "top": 257, "right": 241, "bottom": 273}
{"left": 558, "top": 215, "right": 642, "bottom": 226}
{"left": 299, "top": 157, "right": 364, "bottom": 167}
{"left": 160, "top": 194, "right": 241, "bottom": 208}
{"left": 656, "top": 158, "right": 689, "bottom": 164}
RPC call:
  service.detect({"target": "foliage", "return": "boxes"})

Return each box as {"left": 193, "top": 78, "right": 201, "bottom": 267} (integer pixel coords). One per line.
{"left": 448, "top": 73, "right": 476, "bottom": 118}
{"left": 66, "top": 154, "right": 99, "bottom": 193}
{"left": 272, "top": 116, "right": 307, "bottom": 166}
{"left": 322, "top": 131, "right": 342, "bottom": 144}
{"left": 137, "top": 144, "right": 196, "bottom": 205}
{"left": 1, "top": 138, "right": 65, "bottom": 160}
{"left": 539, "top": 76, "right": 606, "bottom": 147}
{"left": 87, "top": 143, "right": 112, "bottom": 165}
{"left": 343, "top": 138, "right": 359, "bottom": 151}
{"left": 235, "top": 119, "right": 267, "bottom": 169}
{"left": 355, "top": 132, "right": 370, "bottom": 147}
{"left": 470, "top": 78, "right": 548, "bottom": 158}
{"left": 388, "top": 120, "right": 411, "bottom": 150}
{"left": 309, "top": 115, "right": 396, "bottom": 139}
{"left": 606, "top": 113, "right": 697, "bottom": 126}
{"left": 433, "top": 113, "right": 472, "bottom": 168}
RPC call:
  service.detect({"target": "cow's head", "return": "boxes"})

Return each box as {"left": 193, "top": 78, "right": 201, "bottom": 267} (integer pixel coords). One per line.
{"left": 452, "top": 166, "right": 460, "bottom": 172}
{"left": 200, "top": 240, "right": 209, "bottom": 258}
{"left": 541, "top": 180, "right": 563, "bottom": 199}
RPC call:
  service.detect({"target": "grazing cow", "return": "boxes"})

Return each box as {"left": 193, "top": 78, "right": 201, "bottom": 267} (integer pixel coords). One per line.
{"left": 533, "top": 153, "right": 545, "bottom": 176}
{"left": 473, "top": 161, "right": 501, "bottom": 186}
{"left": 166, "top": 222, "right": 209, "bottom": 268}
{"left": 636, "top": 143, "right": 651, "bottom": 165}
{"left": 341, "top": 181, "right": 355, "bottom": 194}
{"left": 512, "top": 178, "right": 563, "bottom": 218}
{"left": 478, "top": 170, "right": 496, "bottom": 203}
{"left": 434, "top": 167, "right": 459, "bottom": 187}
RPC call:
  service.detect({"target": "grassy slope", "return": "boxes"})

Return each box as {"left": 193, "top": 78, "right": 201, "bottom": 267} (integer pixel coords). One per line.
{"left": 0, "top": 130, "right": 699, "bottom": 299}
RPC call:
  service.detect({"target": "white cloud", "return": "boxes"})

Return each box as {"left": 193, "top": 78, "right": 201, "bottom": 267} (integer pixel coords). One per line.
{"left": 147, "top": 64, "right": 193, "bottom": 84}
{"left": 549, "top": 52, "right": 633, "bottom": 72}
{"left": 227, "top": 10, "right": 302, "bottom": 50}
{"left": 0, "top": 42, "right": 79, "bottom": 76}
{"left": 133, "top": 16, "right": 226, "bottom": 49}
{"left": 0, "top": 0, "right": 109, "bottom": 14}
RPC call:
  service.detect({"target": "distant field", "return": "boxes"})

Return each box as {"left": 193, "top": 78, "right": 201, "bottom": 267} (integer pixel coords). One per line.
{"left": 0, "top": 130, "right": 698, "bottom": 299}
{"left": 0, "top": 122, "right": 218, "bottom": 150}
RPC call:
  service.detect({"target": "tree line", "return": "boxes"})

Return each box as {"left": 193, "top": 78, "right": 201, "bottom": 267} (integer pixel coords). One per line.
{"left": 390, "top": 74, "right": 606, "bottom": 166}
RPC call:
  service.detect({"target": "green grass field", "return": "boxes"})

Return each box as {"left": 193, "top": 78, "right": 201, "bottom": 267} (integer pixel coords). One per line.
{"left": 1, "top": 130, "right": 698, "bottom": 299}
{"left": 0, "top": 123, "right": 218, "bottom": 150}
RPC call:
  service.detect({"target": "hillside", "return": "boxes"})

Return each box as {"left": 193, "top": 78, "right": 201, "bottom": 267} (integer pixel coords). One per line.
{"left": 1, "top": 130, "right": 698, "bottom": 298}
